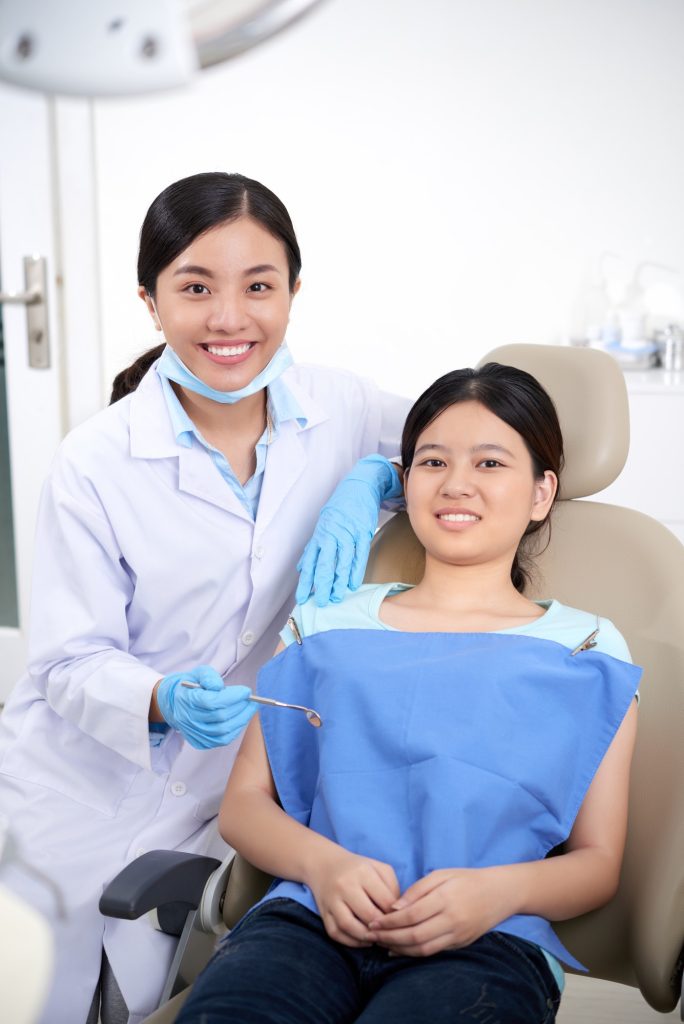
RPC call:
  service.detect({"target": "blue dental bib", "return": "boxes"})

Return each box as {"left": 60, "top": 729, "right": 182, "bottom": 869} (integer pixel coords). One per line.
{"left": 256, "top": 629, "right": 641, "bottom": 969}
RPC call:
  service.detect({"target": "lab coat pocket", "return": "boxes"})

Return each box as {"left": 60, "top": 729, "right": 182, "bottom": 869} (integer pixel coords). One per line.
{"left": 0, "top": 700, "right": 140, "bottom": 817}
{"left": 191, "top": 745, "right": 236, "bottom": 824}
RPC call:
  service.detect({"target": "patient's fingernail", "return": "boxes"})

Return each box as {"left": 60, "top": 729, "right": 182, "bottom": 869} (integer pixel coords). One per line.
{"left": 392, "top": 900, "right": 406, "bottom": 910}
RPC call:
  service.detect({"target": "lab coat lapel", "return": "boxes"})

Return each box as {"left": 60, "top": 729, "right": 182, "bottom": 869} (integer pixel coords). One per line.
{"left": 177, "top": 445, "right": 253, "bottom": 521}
{"left": 255, "top": 419, "right": 308, "bottom": 534}
{"left": 129, "top": 365, "right": 252, "bottom": 522}
{"left": 129, "top": 367, "right": 180, "bottom": 459}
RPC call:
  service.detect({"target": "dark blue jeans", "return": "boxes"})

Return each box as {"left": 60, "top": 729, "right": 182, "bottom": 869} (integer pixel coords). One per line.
{"left": 177, "top": 898, "right": 561, "bottom": 1024}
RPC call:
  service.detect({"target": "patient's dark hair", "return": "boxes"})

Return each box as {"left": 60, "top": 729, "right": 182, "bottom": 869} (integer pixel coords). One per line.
{"left": 110, "top": 172, "right": 301, "bottom": 404}
{"left": 401, "top": 362, "right": 564, "bottom": 593}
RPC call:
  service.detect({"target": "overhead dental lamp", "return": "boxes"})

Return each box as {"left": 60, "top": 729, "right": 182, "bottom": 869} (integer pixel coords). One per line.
{"left": 0, "top": 0, "right": 325, "bottom": 97}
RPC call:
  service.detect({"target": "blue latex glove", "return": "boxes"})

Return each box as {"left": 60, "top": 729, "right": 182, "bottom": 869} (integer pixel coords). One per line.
{"left": 296, "top": 454, "right": 403, "bottom": 607}
{"left": 156, "top": 665, "right": 257, "bottom": 749}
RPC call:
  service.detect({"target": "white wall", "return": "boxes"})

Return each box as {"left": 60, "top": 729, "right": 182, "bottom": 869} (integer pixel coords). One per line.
{"left": 93, "top": 0, "right": 684, "bottom": 402}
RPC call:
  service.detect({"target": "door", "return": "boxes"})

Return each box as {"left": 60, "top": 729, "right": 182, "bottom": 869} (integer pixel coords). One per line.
{"left": 0, "top": 84, "right": 64, "bottom": 701}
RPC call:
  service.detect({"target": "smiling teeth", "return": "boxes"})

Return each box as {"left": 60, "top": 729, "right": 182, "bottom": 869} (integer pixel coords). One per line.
{"left": 438, "top": 514, "right": 479, "bottom": 522}
{"left": 207, "top": 343, "right": 252, "bottom": 356}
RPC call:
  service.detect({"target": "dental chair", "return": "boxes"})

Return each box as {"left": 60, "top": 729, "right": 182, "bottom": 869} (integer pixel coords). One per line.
{"left": 101, "top": 343, "right": 684, "bottom": 1022}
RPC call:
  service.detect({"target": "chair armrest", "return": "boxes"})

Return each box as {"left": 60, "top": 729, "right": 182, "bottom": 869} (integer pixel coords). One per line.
{"left": 99, "top": 850, "right": 221, "bottom": 920}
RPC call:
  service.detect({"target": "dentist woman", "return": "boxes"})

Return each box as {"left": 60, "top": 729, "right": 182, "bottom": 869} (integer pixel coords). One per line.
{"left": 0, "top": 172, "right": 411, "bottom": 1024}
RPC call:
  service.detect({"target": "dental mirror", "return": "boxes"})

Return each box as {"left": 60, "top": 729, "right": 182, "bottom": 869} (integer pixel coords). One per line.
{"left": 249, "top": 694, "right": 322, "bottom": 727}
{"left": 181, "top": 682, "right": 322, "bottom": 727}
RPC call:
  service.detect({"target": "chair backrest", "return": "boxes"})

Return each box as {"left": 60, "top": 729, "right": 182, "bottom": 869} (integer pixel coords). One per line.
{"left": 365, "top": 344, "right": 684, "bottom": 1013}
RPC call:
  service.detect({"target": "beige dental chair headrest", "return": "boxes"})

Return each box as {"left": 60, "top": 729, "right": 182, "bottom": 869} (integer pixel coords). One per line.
{"left": 480, "top": 344, "right": 629, "bottom": 499}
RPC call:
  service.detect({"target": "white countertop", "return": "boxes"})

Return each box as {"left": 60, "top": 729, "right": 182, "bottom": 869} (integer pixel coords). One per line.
{"left": 620, "top": 368, "right": 684, "bottom": 393}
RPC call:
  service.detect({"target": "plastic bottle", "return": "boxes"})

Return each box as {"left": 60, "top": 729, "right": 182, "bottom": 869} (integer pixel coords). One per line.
{"left": 620, "top": 261, "right": 682, "bottom": 345}
{"left": 572, "top": 252, "right": 619, "bottom": 349}
{"left": 618, "top": 262, "right": 650, "bottom": 350}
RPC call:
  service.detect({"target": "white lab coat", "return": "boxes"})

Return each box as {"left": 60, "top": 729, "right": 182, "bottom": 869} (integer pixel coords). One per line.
{"left": 0, "top": 362, "right": 411, "bottom": 1024}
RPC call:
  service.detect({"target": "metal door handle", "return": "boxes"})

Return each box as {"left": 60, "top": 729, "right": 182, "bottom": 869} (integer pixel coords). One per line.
{"left": 0, "top": 256, "right": 49, "bottom": 368}
{"left": 0, "top": 284, "right": 42, "bottom": 305}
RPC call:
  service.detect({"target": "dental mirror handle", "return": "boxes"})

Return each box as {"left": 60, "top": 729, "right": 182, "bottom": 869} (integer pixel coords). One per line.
{"left": 179, "top": 682, "right": 322, "bottom": 726}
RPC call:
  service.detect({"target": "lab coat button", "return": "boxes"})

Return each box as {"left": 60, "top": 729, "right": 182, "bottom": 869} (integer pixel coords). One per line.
{"left": 171, "top": 781, "right": 187, "bottom": 797}
{"left": 241, "top": 631, "right": 255, "bottom": 646}
{"left": 253, "top": 544, "right": 264, "bottom": 559}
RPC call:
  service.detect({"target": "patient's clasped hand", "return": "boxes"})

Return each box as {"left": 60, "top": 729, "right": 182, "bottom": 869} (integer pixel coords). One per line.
{"left": 178, "top": 362, "right": 640, "bottom": 1024}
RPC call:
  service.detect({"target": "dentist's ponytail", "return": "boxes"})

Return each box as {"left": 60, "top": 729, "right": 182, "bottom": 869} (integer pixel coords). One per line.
{"left": 109, "top": 343, "right": 165, "bottom": 404}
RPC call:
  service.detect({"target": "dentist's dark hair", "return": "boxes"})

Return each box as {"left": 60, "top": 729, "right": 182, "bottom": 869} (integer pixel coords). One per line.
{"left": 401, "top": 362, "right": 564, "bottom": 593}
{"left": 110, "top": 172, "right": 301, "bottom": 404}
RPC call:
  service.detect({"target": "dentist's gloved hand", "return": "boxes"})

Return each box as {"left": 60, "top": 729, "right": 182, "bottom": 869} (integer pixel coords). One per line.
{"left": 296, "top": 455, "right": 403, "bottom": 608}
{"left": 156, "top": 665, "right": 257, "bottom": 749}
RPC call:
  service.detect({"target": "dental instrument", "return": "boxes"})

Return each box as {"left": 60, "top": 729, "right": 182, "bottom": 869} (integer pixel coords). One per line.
{"left": 180, "top": 682, "right": 322, "bottom": 727}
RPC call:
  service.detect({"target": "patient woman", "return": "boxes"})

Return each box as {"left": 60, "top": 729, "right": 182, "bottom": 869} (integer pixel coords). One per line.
{"left": 178, "top": 362, "right": 640, "bottom": 1024}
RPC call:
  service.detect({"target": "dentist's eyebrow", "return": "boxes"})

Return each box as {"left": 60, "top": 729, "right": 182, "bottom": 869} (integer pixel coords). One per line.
{"left": 173, "top": 264, "right": 214, "bottom": 277}
{"left": 243, "top": 264, "right": 281, "bottom": 276}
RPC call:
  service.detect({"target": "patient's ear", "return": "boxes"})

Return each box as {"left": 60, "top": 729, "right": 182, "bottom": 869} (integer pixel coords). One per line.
{"left": 530, "top": 470, "right": 557, "bottom": 522}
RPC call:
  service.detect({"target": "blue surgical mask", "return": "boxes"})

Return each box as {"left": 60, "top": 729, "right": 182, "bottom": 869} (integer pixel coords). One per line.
{"left": 157, "top": 343, "right": 293, "bottom": 404}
